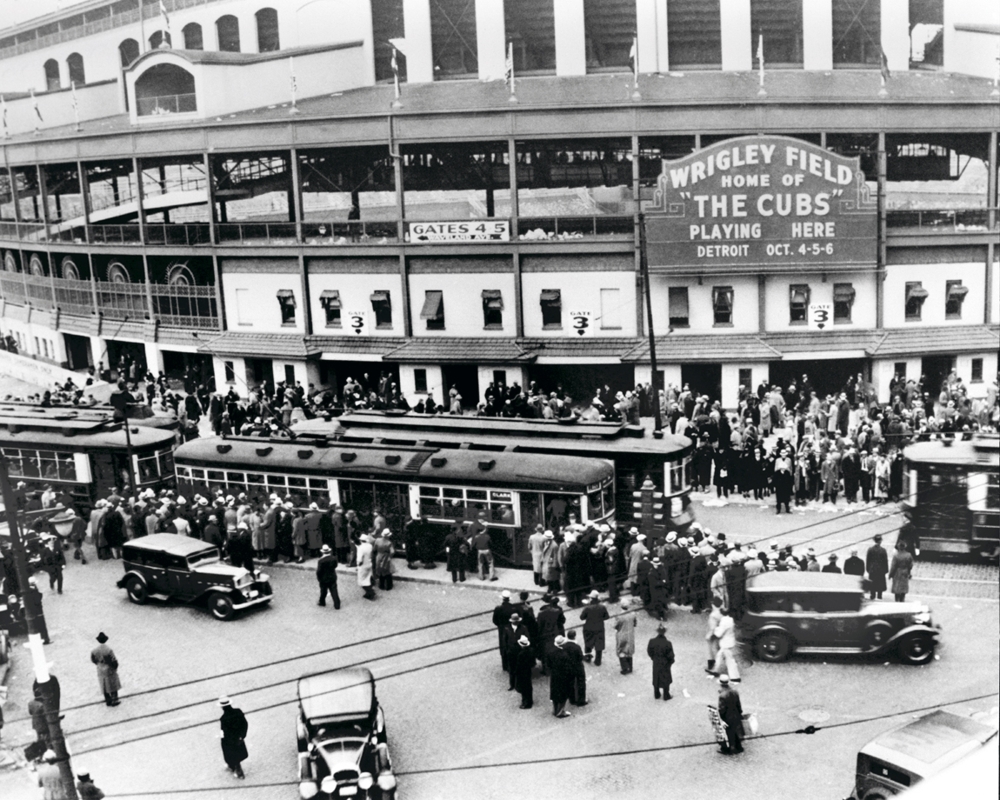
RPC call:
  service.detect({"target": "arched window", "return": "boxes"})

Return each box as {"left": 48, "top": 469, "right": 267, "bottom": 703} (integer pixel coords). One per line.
{"left": 183, "top": 22, "right": 204, "bottom": 50}
{"left": 119, "top": 38, "right": 140, "bottom": 68}
{"left": 67, "top": 53, "right": 86, "bottom": 86}
{"left": 44, "top": 59, "right": 60, "bottom": 91}
{"left": 167, "top": 262, "right": 195, "bottom": 285}
{"left": 4, "top": 251, "right": 22, "bottom": 272}
{"left": 216, "top": 15, "right": 241, "bottom": 52}
{"left": 134, "top": 63, "right": 197, "bottom": 116}
{"left": 255, "top": 8, "right": 280, "bottom": 52}
{"left": 149, "top": 29, "right": 172, "bottom": 50}
{"left": 107, "top": 261, "right": 131, "bottom": 283}
{"left": 60, "top": 257, "right": 81, "bottom": 281}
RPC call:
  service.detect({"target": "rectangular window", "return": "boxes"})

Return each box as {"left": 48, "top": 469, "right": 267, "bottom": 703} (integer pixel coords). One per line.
{"left": 493, "top": 370, "right": 507, "bottom": 387}
{"left": 320, "top": 289, "right": 342, "bottom": 328}
{"left": 234, "top": 288, "right": 252, "bottom": 325}
{"left": 414, "top": 368, "right": 428, "bottom": 394}
{"left": 600, "top": 288, "right": 621, "bottom": 330}
{"left": 832, "top": 0, "right": 880, "bottom": 66}
{"left": 738, "top": 368, "right": 752, "bottom": 392}
{"left": 750, "top": 0, "right": 803, "bottom": 65}
{"left": 540, "top": 289, "right": 562, "bottom": 329}
{"left": 789, "top": 284, "right": 810, "bottom": 323}
{"left": 421, "top": 290, "right": 445, "bottom": 330}
{"left": 276, "top": 289, "right": 297, "bottom": 325}
{"left": 971, "top": 358, "right": 983, "bottom": 383}
{"left": 712, "top": 285, "right": 733, "bottom": 326}
{"left": 894, "top": 361, "right": 907, "bottom": 380}
{"left": 284, "top": 364, "right": 296, "bottom": 385}
{"left": 370, "top": 290, "right": 392, "bottom": 328}
{"left": 833, "top": 282, "right": 855, "bottom": 323}
{"left": 945, "top": 280, "right": 967, "bottom": 319}
{"left": 482, "top": 289, "right": 503, "bottom": 329}
{"left": 905, "top": 282, "right": 927, "bottom": 320}
{"left": 224, "top": 361, "right": 235, "bottom": 384}
{"left": 668, "top": 0, "right": 722, "bottom": 68}
{"left": 668, "top": 287, "right": 689, "bottom": 327}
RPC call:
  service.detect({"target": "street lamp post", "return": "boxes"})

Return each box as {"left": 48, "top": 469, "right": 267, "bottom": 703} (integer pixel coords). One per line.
{"left": 0, "top": 455, "right": 78, "bottom": 799}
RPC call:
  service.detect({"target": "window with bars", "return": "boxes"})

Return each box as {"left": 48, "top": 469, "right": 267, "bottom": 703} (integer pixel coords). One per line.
{"left": 421, "top": 290, "right": 445, "bottom": 330}
{"left": 482, "top": 289, "right": 504, "bottom": 329}
{"left": 834, "top": 283, "right": 855, "bottom": 323}
{"left": 712, "top": 286, "right": 733, "bottom": 326}
{"left": 944, "top": 280, "right": 967, "bottom": 319}
{"left": 276, "top": 289, "right": 297, "bottom": 325}
{"left": 668, "top": 287, "right": 689, "bottom": 327}
{"left": 789, "top": 284, "right": 810, "bottom": 324}
{"left": 540, "top": 289, "right": 562, "bottom": 329}
{"left": 320, "top": 289, "right": 342, "bottom": 328}
{"left": 905, "top": 282, "right": 927, "bottom": 320}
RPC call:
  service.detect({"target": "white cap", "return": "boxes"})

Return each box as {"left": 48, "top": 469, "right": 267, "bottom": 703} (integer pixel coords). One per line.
{"left": 501, "top": 590, "right": 511, "bottom": 599}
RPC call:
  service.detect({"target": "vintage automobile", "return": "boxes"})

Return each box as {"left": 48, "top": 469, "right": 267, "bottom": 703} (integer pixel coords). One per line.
{"left": 297, "top": 667, "right": 397, "bottom": 800}
{"left": 115, "top": 533, "right": 272, "bottom": 620}
{"left": 741, "top": 572, "right": 939, "bottom": 665}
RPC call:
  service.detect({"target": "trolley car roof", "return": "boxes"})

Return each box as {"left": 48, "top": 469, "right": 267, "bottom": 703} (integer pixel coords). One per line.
{"left": 0, "top": 421, "right": 177, "bottom": 449}
{"left": 904, "top": 436, "right": 1000, "bottom": 468}
{"left": 175, "top": 436, "right": 614, "bottom": 491}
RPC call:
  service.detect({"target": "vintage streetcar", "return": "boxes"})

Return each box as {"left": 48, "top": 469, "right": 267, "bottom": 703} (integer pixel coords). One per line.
{"left": 115, "top": 533, "right": 273, "bottom": 620}
{"left": 172, "top": 434, "right": 616, "bottom": 568}
{"left": 901, "top": 434, "right": 1000, "bottom": 561}
{"left": 0, "top": 404, "right": 176, "bottom": 510}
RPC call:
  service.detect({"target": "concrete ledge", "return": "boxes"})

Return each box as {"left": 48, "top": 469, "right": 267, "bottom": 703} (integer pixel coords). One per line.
{"left": 0, "top": 349, "right": 106, "bottom": 393}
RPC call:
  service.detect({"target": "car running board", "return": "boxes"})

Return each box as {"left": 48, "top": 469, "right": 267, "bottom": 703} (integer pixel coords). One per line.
{"left": 795, "top": 646, "right": 867, "bottom": 656}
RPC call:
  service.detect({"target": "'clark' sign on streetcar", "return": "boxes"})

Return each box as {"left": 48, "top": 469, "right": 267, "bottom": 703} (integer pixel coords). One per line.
{"left": 642, "top": 135, "right": 877, "bottom": 272}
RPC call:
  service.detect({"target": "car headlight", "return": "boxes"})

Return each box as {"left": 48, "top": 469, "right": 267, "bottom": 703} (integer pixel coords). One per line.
{"left": 320, "top": 776, "right": 338, "bottom": 795}
{"left": 912, "top": 608, "right": 931, "bottom": 625}
{"left": 299, "top": 781, "right": 319, "bottom": 799}
{"left": 358, "top": 772, "right": 374, "bottom": 791}
{"left": 377, "top": 773, "right": 397, "bottom": 791}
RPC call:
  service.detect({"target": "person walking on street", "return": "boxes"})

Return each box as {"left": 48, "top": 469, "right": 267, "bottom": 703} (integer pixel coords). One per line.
{"left": 536, "top": 595, "right": 565, "bottom": 676}
{"left": 43, "top": 538, "right": 66, "bottom": 594}
{"left": 711, "top": 608, "right": 741, "bottom": 682}
{"left": 218, "top": 695, "right": 249, "bottom": 779}
{"left": 76, "top": 773, "right": 106, "bottom": 800}
{"left": 316, "top": 545, "right": 341, "bottom": 609}
{"left": 373, "top": 529, "right": 394, "bottom": 591}
{"left": 647, "top": 624, "right": 675, "bottom": 700}
{"left": 549, "top": 636, "right": 574, "bottom": 718}
{"left": 604, "top": 535, "right": 621, "bottom": 602}
{"left": 866, "top": 534, "right": 889, "bottom": 600}
{"left": 717, "top": 674, "right": 745, "bottom": 754}
{"left": 473, "top": 518, "right": 498, "bottom": 581}
{"left": 889, "top": 540, "right": 914, "bottom": 602}
{"left": 843, "top": 547, "right": 865, "bottom": 577}
{"left": 492, "top": 591, "right": 516, "bottom": 671}
{"left": 355, "top": 534, "right": 376, "bottom": 600}
{"left": 24, "top": 578, "right": 52, "bottom": 644}
{"left": 37, "top": 750, "right": 67, "bottom": 800}
{"left": 90, "top": 632, "right": 121, "bottom": 706}
{"left": 580, "top": 590, "right": 609, "bottom": 666}
{"left": 614, "top": 597, "right": 637, "bottom": 674}
{"left": 564, "top": 630, "right": 587, "bottom": 706}
{"left": 513, "top": 635, "right": 536, "bottom": 709}
{"left": 706, "top": 598, "right": 723, "bottom": 673}
{"left": 444, "top": 523, "right": 467, "bottom": 583}
{"left": 503, "top": 613, "right": 530, "bottom": 690}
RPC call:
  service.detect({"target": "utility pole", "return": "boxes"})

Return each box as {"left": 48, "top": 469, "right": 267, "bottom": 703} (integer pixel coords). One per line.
{"left": 0, "top": 456, "right": 78, "bottom": 799}
{"left": 638, "top": 212, "right": 664, "bottom": 437}
{"left": 110, "top": 380, "right": 137, "bottom": 497}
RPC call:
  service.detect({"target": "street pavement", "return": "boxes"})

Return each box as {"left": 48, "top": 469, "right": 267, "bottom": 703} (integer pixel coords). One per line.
{"left": 0, "top": 498, "right": 997, "bottom": 800}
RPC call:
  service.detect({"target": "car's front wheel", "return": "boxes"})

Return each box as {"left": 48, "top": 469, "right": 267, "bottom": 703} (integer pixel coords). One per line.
{"left": 125, "top": 576, "right": 148, "bottom": 605}
{"left": 754, "top": 631, "right": 791, "bottom": 662}
{"left": 896, "top": 633, "right": 935, "bottom": 665}
{"left": 208, "top": 592, "right": 235, "bottom": 621}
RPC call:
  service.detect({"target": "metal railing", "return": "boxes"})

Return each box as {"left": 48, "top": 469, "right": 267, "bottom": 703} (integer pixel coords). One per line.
{"left": 886, "top": 208, "right": 997, "bottom": 232}
{"left": 137, "top": 93, "right": 198, "bottom": 117}
{"left": 96, "top": 282, "right": 148, "bottom": 320}
{"left": 215, "top": 221, "right": 298, "bottom": 245}
{"left": 302, "top": 220, "right": 400, "bottom": 244}
{"left": 150, "top": 283, "right": 218, "bottom": 329}
{"left": 53, "top": 277, "right": 96, "bottom": 317}
{"left": 22, "top": 273, "right": 56, "bottom": 310}
{"left": 144, "top": 222, "right": 212, "bottom": 247}
{"left": 87, "top": 224, "right": 143, "bottom": 244}
{"left": 517, "top": 214, "right": 634, "bottom": 240}
{"left": 0, "top": 274, "right": 27, "bottom": 305}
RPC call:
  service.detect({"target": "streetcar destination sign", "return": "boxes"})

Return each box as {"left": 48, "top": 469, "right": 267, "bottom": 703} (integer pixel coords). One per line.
{"left": 408, "top": 220, "right": 510, "bottom": 242}
{"left": 642, "top": 135, "right": 877, "bottom": 271}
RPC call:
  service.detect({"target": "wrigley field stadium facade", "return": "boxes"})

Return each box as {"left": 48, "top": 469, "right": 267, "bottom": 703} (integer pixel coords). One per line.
{"left": 0, "top": 0, "right": 997, "bottom": 409}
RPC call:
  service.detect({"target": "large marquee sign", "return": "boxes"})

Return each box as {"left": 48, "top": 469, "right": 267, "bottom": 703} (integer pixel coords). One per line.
{"left": 643, "top": 136, "right": 877, "bottom": 271}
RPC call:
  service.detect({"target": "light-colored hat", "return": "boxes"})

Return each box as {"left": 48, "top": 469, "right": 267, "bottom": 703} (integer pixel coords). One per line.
{"left": 218, "top": 696, "right": 231, "bottom": 707}
{"left": 176, "top": 496, "right": 187, "bottom": 505}
{"left": 320, "top": 544, "right": 332, "bottom": 553}
{"left": 43, "top": 750, "right": 57, "bottom": 762}
{"left": 309, "top": 502, "right": 319, "bottom": 511}
{"left": 554, "top": 635, "right": 567, "bottom": 647}
{"left": 199, "top": 497, "right": 209, "bottom": 506}
{"left": 501, "top": 590, "right": 511, "bottom": 599}
{"left": 518, "top": 635, "right": 530, "bottom": 647}
{"left": 636, "top": 534, "right": 647, "bottom": 541}
{"left": 665, "top": 532, "right": 677, "bottom": 543}
{"left": 629, "top": 526, "right": 639, "bottom": 535}
{"left": 620, "top": 598, "right": 630, "bottom": 608}
{"left": 589, "top": 590, "right": 599, "bottom": 599}
{"left": 718, "top": 675, "right": 730, "bottom": 685}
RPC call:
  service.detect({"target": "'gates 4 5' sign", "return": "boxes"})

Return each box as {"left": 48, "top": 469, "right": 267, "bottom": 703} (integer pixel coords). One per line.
{"left": 642, "top": 135, "right": 876, "bottom": 271}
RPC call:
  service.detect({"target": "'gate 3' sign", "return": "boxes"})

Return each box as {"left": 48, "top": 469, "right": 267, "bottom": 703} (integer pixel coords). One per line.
{"left": 643, "top": 136, "right": 876, "bottom": 271}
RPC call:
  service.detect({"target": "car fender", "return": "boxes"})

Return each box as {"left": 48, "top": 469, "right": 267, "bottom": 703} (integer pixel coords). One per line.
{"left": 751, "top": 623, "right": 795, "bottom": 644}
{"left": 116, "top": 570, "right": 147, "bottom": 590}
{"left": 883, "top": 623, "right": 939, "bottom": 651}
{"left": 194, "top": 585, "right": 241, "bottom": 602}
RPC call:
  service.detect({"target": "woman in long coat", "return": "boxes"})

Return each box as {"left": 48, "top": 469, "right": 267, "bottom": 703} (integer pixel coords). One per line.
{"left": 373, "top": 530, "right": 394, "bottom": 590}
{"left": 249, "top": 504, "right": 265, "bottom": 557}
{"left": 614, "top": 598, "right": 637, "bottom": 674}
{"left": 292, "top": 511, "right": 307, "bottom": 563}
{"left": 356, "top": 534, "right": 375, "bottom": 600}
{"left": 261, "top": 502, "right": 278, "bottom": 557}
{"left": 888, "top": 541, "right": 914, "bottom": 602}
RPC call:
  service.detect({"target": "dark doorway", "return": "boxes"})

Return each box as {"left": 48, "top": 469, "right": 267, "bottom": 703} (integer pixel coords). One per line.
{"left": 319, "top": 362, "right": 400, "bottom": 400}
{"left": 162, "top": 350, "right": 213, "bottom": 385}
{"left": 768, "top": 358, "right": 868, "bottom": 399}
{"left": 339, "top": 480, "right": 408, "bottom": 534}
{"left": 63, "top": 333, "right": 92, "bottom": 371}
{"left": 921, "top": 354, "right": 956, "bottom": 397}
{"left": 526, "top": 364, "right": 635, "bottom": 407}
{"left": 104, "top": 340, "right": 146, "bottom": 380}
{"left": 681, "top": 362, "right": 723, "bottom": 403}
{"left": 441, "top": 364, "right": 480, "bottom": 410}
{"left": 245, "top": 357, "right": 274, "bottom": 390}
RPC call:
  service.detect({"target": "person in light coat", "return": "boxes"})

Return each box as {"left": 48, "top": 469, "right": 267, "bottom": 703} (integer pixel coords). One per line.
{"left": 627, "top": 532, "right": 648, "bottom": 594}
{"left": 540, "top": 532, "right": 561, "bottom": 594}
{"left": 614, "top": 597, "right": 637, "bottom": 674}
{"left": 706, "top": 597, "right": 724, "bottom": 672}
{"left": 90, "top": 632, "right": 121, "bottom": 706}
{"left": 711, "top": 607, "right": 740, "bottom": 681}
{"left": 888, "top": 540, "right": 913, "bottom": 602}
{"left": 356, "top": 534, "right": 376, "bottom": 600}
{"left": 528, "top": 525, "right": 547, "bottom": 586}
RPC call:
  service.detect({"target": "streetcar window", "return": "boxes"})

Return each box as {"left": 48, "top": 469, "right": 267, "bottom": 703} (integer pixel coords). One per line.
{"left": 968, "top": 473, "right": 999, "bottom": 511}
{"left": 288, "top": 477, "right": 307, "bottom": 489}
{"left": 467, "top": 489, "right": 487, "bottom": 501}
{"left": 189, "top": 468, "right": 206, "bottom": 482}
{"left": 587, "top": 488, "right": 603, "bottom": 520}
{"left": 176, "top": 466, "right": 191, "bottom": 480}
{"left": 266, "top": 475, "right": 286, "bottom": 490}
{"left": 246, "top": 473, "right": 265, "bottom": 488}
{"left": 39, "top": 451, "right": 59, "bottom": 480}
{"left": 226, "top": 471, "right": 246, "bottom": 484}
{"left": 602, "top": 482, "right": 615, "bottom": 517}
{"left": 308, "top": 479, "right": 328, "bottom": 492}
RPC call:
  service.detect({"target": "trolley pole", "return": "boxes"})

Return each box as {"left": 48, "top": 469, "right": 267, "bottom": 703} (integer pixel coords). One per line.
{"left": 110, "top": 380, "right": 137, "bottom": 497}
{"left": 0, "top": 455, "right": 78, "bottom": 799}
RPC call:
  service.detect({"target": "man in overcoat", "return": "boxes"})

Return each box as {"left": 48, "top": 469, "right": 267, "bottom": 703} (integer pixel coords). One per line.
{"left": 316, "top": 545, "right": 340, "bottom": 609}
{"left": 889, "top": 540, "right": 914, "bottom": 602}
{"left": 548, "top": 636, "right": 574, "bottom": 718}
{"left": 717, "top": 675, "right": 745, "bottom": 754}
{"left": 865, "top": 534, "right": 889, "bottom": 600}
{"left": 90, "top": 632, "right": 120, "bottom": 706}
{"left": 646, "top": 624, "right": 675, "bottom": 700}
{"left": 513, "top": 636, "right": 536, "bottom": 709}
{"left": 579, "top": 590, "right": 609, "bottom": 665}
{"left": 218, "top": 695, "right": 249, "bottom": 779}
{"left": 535, "top": 595, "right": 565, "bottom": 676}
{"left": 614, "top": 597, "right": 637, "bottom": 674}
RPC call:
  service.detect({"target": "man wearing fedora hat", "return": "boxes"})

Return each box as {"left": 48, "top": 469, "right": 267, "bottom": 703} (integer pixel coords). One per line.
{"left": 716, "top": 674, "right": 745, "bottom": 754}
{"left": 218, "top": 695, "right": 249, "bottom": 779}
{"left": 90, "top": 632, "right": 121, "bottom": 706}
{"left": 316, "top": 544, "right": 340, "bottom": 609}
{"left": 866, "top": 534, "right": 889, "bottom": 600}
{"left": 37, "top": 749, "right": 63, "bottom": 796}
{"left": 647, "top": 624, "right": 675, "bottom": 701}
{"left": 76, "top": 772, "right": 105, "bottom": 799}
{"left": 548, "top": 636, "right": 574, "bottom": 718}
{"left": 513, "top": 635, "right": 536, "bottom": 709}
{"left": 579, "top": 590, "right": 609, "bottom": 666}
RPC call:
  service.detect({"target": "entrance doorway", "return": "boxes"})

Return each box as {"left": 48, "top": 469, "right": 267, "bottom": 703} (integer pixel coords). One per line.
{"left": 245, "top": 357, "right": 274, "bottom": 391}
{"left": 768, "top": 358, "right": 868, "bottom": 399}
{"left": 921, "top": 354, "right": 956, "bottom": 397}
{"left": 338, "top": 480, "right": 408, "bottom": 534}
{"left": 441, "top": 364, "right": 480, "bottom": 410}
{"left": 681, "top": 362, "right": 722, "bottom": 403}
{"left": 104, "top": 340, "right": 146, "bottom": 382}
{"left": 162, "top": 350, "right": 214, "bottom": 386}
{"left": 63, "top": 333, "right": 92, "bottom": 371}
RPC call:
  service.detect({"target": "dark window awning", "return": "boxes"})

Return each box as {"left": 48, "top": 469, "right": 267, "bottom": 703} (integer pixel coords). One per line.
{"left": 946, "top": 283, "right": 969, "bottom": 299}
{"left": 319, "top": 289, "right": 341, "bottom": 307}
{"left": 713, "top": 286, "right": 733, "bottom": 310}
{"left": 276, "top": 289, "right": 296, "bottom": 306}
{"left": 370, "top": 290, "right": 390, "bottom": 305}
{"left": 669, "top": 288, "right": 689, "bottom": 317}
{"left": 540, "top": 289, "right": 561, "bottom": 304}
{"left": 834, "top": 284, "right": 856, "bottom": 303}
{"left": 790, "top": 286, "right": 809, "bottom": 304}
{"left": 420, "top": 290, "right": 444, "bottom": 319}
{"left": 481, "top": 289, "right": 504, "bottom": 310}
{"left": 906, "top": 284, "right": 929, "bottom": 301}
